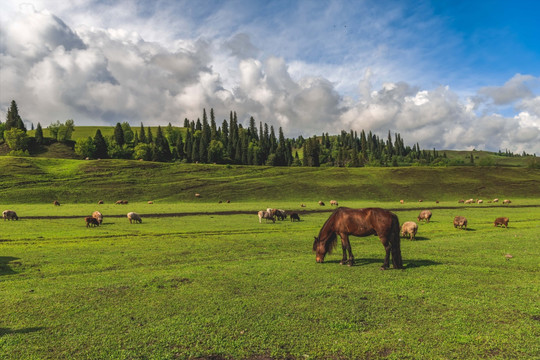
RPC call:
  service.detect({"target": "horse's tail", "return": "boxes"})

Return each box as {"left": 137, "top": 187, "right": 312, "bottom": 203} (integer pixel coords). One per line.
{"left": 390, "top": 213, "right": 404, "bottom": 269}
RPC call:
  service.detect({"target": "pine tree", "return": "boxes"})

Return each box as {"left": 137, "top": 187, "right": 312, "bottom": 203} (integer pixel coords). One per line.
{"left": 114, "top": 123, "right": 125, "bottom": 146}
{"left": 5, "top": 100, "right": 24, "bottom": 131}
{"left": 147, "top": 127, "right": 153, "bottom": 143}
{"left": 152, "top": 126, "right": 172, "bottom": 162}
{"left": 35, "top": 123, "right": 44, "bottom": 145}
{"left": 93, "top": 129, "right": 108, "bottom": 159}
{"left": 139, "top": 123, "right": 147, "bottom": 144}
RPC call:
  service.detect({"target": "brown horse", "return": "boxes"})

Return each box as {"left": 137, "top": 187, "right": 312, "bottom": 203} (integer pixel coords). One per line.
{"left": 313, "top": 207, "right": 403, "bottom": 269}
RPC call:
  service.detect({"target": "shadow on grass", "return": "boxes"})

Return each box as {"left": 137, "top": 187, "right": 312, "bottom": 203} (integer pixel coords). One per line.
{"left": 0, "top": 257, "right": 19, "bottom": 276}
{"left": 322, "top": 258, "right": 441, "bottom": 268}
{"left": 403, "top": 236, "right": 430, "bottom": 241}
{"left": 404, "top": 259, "right": 442, "bottom": 268}
{"left": 0, "top": 327, "right": 45, "bottom": 336}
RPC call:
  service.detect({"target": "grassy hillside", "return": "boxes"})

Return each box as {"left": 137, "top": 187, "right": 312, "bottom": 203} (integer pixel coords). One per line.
{"left": 1, "top": 157, "right": 539, "bottom": 204}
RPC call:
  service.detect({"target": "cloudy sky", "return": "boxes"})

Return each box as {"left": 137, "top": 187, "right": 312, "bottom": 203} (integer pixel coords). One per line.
{"left": 1, "top": 0, "right": 539, "bottom": 153}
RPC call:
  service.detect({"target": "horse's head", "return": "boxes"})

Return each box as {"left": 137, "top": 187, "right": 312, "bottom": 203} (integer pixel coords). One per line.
{"left": 313, "top": 236, "right": 326, "bottom": 263}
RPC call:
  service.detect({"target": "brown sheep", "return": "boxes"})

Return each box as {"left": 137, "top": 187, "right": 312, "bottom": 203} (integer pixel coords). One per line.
{"left": 417, "top": 210, "right": 432, "bottom": 223}
{"left": 195, "top": 193, "right": 201, "bottom": 198}
{"left": 400, "top": 200, "right": 404, "bottom": 204}
{"left": 503, "top": 199, "right": 511, "bottom": 204}
{"left": 85, "top": 217, "right": 100, "bottom": 227}
{"left": 493, "top": 198, "right": 499, "bottom": 203}
{"left": 458, "top": 199, "right": 465, "bottom": 203}
{"left": 147, "top": 201, "right": 153, "bottom": 204}
{"left": 92, "top": 211, "right": 103, "bottom": 225}
{"left": 53, "top": 200, "right": 60, "bottom": 206}
{"left": 2, "top": 210, "right": 19, "bottom": 220}
{"left": 127, "top": 212, "right": 142, "bottom": 224}
{"left": 330, "top": 200, "right": 338, "bottom": 206}
{"left": 477, "top": 199, "right": 483, "bottom": 204}
{"left": 494, "top": 217, "right": 509, "bottom": 228}
{"left": 464, "top": 199, "right": 474, "bottom": 204}
{"left": 401, "top": 221, "right": 418, "bottom": 240}
{"left": 453, "top": 216, "right": 468, "bottom": 229}
{"left": 98, "top": 200, "right": 104, "bottom": 204}
{"left": 300, "top": 204, "right": 306, "bottom": 207}
{"left": 318, "top": 201, "right": 325, "bottom": 206}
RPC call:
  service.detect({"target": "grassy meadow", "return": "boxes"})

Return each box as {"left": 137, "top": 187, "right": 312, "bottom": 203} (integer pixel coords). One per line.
{"left": 1, "top": 157, "right": 539, "bottom": 359}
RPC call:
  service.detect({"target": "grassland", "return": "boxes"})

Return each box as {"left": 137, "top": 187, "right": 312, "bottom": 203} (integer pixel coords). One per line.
{"left": 1, "top": 157, "right": 539, "bottom": 359}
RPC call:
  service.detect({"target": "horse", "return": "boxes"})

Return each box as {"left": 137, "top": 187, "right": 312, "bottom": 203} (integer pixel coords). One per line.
{"left": 313, "top": 207, "right": 403, "bottom": 269}
{"left": 275, "top": 209, "right": 287, "bottom": 220}
{"left": 290, "top": 213, "right": 300, "bottom": 222}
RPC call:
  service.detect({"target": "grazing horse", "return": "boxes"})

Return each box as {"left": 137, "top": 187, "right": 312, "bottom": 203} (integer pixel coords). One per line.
{"left": 275, "top": 209, "right": 287, "bottom": 220}
{"left": 290, "top": 213, "right": 300, "bottom": 222}
{"left": 313, "top": 207, "right": 403, "bottom": 269}
{"left": 258, "top": 210, "right": 275, "bottom": 223}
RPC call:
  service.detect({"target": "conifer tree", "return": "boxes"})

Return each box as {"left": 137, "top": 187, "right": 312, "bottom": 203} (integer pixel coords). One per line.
{"left": 139, "top": 123, "right": 147, "bottom": 144}
{"left": 114, "top": 123, "right": 125, "bottom": 146}
{"left": 35, "top": 123, "right": 44, "bottom": 145}
{"left": 93, "top": 129, "right": 108, "bottom": 159}
{"left": 5, "top": 100, "right": 24, "bottom": 131}
{"left": 152, "top": 126, "right": 172, "bottom": 162}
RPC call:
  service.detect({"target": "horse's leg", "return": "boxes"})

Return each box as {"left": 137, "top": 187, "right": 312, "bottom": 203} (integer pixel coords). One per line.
{"left": 339, "top": 233, "right": 354, "bottom": 266}
{"left": 380, "top": 236, "right": 391, "bottom": 270}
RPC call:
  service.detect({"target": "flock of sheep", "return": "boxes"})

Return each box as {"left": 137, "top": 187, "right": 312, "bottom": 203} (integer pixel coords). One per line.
{"left": 399, "top": 199, "right": 512, "bottom": 240}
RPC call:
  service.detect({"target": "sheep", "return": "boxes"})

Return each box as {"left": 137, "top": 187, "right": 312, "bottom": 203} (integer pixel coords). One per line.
{"left": 98, "top": 200, "right": 104, "bottom": 204}
{"left": 494, "top": 217, "right": 509, "bottom": 228}
{"left": 417, "top": 210, "right": 432, "bottom": 223}
{"left": 2, "top": 210, "right": 19, "bottom": 221}
{"left": 401, "top": 221, "right": 418, "bottom": 240}
{"left": 147, "top": 201, "right": 153, "bottom": 204}
{"left": 464, "top": 199, "right": 474, "bottom": 204}
{"left": 493, "top": 198, "right": 499, "bottom": 203}
{"left": 330, "top": 200, "right": 338, "bottom": 206}
{"left": 92, "top": 211, "right": 103, "bottom": 225}
{"left": 400, "top": 200, "right": 404, "bottom": 204}
{"left": 85, "top": 217, "right": 100, "bottom": 227}
{"left": 503, "top": 199, "right": 512, "bottom": 205}
{"left": 477, "top": 199, "right": 484, "bottom": 204}
{"left": 318, "top": 201, "right": 325, "bottom": 206}
{"left": 53, "top": 200, "right": 60, "bottom": 206}
{"left": 453, "top": 216, "right": 468, "bottom": 229}
{"left": 127, "top": 212, "right": 142, "bottom": 224}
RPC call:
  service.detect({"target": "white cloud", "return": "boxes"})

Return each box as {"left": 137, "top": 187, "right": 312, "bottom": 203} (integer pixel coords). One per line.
{"left": 1, "top": 4, "right": 539, "bottom": 155}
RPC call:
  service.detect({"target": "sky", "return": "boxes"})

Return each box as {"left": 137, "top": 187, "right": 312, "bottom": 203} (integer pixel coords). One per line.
{"left": 1, "top": 0, "right": 539, "bottom": 153}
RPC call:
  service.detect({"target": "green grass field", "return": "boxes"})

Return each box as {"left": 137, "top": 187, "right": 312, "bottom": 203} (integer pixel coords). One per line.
{"left": 1, "top": 157, "right": 539, "bottom": 359}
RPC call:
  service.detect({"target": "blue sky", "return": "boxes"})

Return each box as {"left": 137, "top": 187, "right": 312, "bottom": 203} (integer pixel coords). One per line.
{"left": 1, "top": 0, "right": 539, "bottom": 153}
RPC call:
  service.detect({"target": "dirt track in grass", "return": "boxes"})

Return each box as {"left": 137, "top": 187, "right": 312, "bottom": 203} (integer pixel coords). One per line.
{"left": 16, "top": 204, "right": 538, "bottom": 220}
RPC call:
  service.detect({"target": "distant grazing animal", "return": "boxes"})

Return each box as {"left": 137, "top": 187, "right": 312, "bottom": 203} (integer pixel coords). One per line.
{"left": 435, "top": 200, "right": 439, "bottom": 204}
{"left": 477, "top": 199, "right": 483, "bottom": 204}
{"left": 85, "top": 217, "right": 100, "bottom": 227}
{"left": 290, "top": 213, "right": 300, "bottom": 222}
{"left": 98, "top": 200, "right": 104, "bottom": 204}
{"left": 400, "top": 200, "right": 404, "bottom": 204}
{"left": 301, "top": 204, "right": 306, "bottom": 207}
{"left": 464, "top": 199, "right": 473, "bottom": 204}
{"left": 53, "top": 200, "right": 60, "bottom": 206}
{"left": 115, "top": 200, "right": 128, "bottom": 205}
{"left": 266, "top": 208, "right": 277, "bottom": 218}
{"left": 318, "top": 201, "right": 325, "bottom": 206}
{"left": 92, "top": 211, "right": 103, "bottom": 224}
{"left": 400, "top": 221, "right": 418, "bottom": 241}
{"left": 418, "top": 199, "right": 423, "bottom": 203}
{"left": 147, "top": 201, "right": 153, "bottom": 204}
{"left": 227, "top": 200, "right": 231, "bottom": 203}
{"left": 330, "top": 200, "right": 338, "bottom": 206}
{"left": 453, "top": 216, "right": 467, "bottom": 229}
{"left": 313, "top": 207, "right": 403, "bottom": 269}
{"left": 275, "top": 209, "right": 287, "bottom": 221}
{"left": 503, "top": 199, "right": 511, "bottom": 204}
{"left": 258, "top": 210, "right": 275, "bottom": 223}
{"left": 494, "top": 217, "right": 509, "bottom": 228}
{"left": 417, "top": 210, "right": 432, "bottom": 223}
{"left": 195, "top": 193, "right": 201, "bottom": 198}
{"left": 493, "top": 198, "right": 499, "bottom": 203}
{"left": 218, "top": 200, "right": 222, "bottom": 204}
{"left": 127, "top": 212, "right": 142, "bottom": 224}
{"left": 458, "top": 199, "right": 465, "bottom": 203}
{"left": 2, "top": 210, "right": 18, "bottom": 221}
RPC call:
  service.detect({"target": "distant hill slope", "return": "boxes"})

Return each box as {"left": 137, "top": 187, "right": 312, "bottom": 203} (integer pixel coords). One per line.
{"left": 1, "top": 157, "right": 538, "bottom": 204}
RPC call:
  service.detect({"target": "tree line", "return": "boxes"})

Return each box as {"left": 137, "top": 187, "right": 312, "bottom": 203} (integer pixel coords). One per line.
{"left": 1, "top": 100, "right": 535, "bottom": 166}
